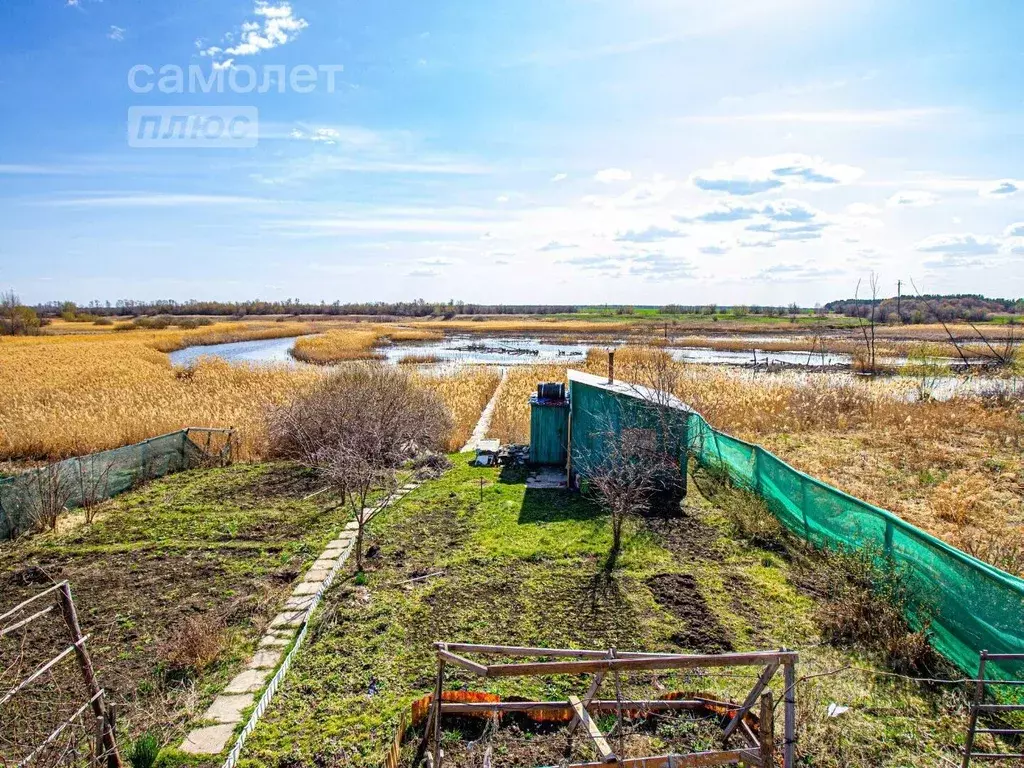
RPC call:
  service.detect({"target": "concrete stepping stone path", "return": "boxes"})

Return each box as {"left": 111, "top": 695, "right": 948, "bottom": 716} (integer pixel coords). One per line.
{"left": 179, "top": 480, "right": 422, "bottom": 756}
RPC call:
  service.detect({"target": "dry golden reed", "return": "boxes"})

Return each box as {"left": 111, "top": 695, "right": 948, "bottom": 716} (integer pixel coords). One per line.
{"left": 413, "top": 368, "right": 502, "bottom": 451}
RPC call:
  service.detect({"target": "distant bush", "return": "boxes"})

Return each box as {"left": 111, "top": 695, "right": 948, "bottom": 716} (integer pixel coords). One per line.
{"left": 113, "top": 322, "right": 136, "bottom": 332}
{"left": 174, "top": 317, "right": 213, "bottom": 330}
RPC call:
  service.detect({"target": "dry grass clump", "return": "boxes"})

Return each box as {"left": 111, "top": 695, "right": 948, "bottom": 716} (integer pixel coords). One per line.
{"left": 161, "top": 614, "right": 227, "bottom": 675}
{"left": 415, "top": 368, "right": 502, "bottom": 450}
{"left": 487, "top": 365, "right": 569, "bottom": 443}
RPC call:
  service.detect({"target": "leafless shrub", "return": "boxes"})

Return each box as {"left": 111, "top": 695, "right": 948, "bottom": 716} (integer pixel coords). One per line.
{"left": 77, "top": 456, "right": 115, "bottom": 524}
{"left": 268, "top": 364, "right": 452, "bottom": 570}
{"left": 161, "top": 614, "right": 227, "bottom": 676}
{"left": 30, "top": 463, "right": 75, "bottom": 533}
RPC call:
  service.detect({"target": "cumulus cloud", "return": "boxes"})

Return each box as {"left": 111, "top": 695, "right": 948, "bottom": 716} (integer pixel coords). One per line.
{"left": 754, "top": 264, "right": 843, "bottom": 281}
{"left": 689, "top": 154, "right": 863, "bottom": 196}
{"left": 916, "top": 233, "right": 1000, "bottom": 257}
{"left": 200, "top": 1, "right": 309, "bottom": 65}
{"left": 628, "top": 252, "right": 694, "bottom": 281}
{"left": 594, "top": 168, "right": 632, "bottom": 183}
{"left": 980, "top": 179, "right": 1021, "bottom": 198}
{"left": 1004, "top": 222, "right": 1024, "bottom": 237}
{"left": 550, "top": 173, "right": 568, "bottom": 182}
{"left": 614, "top": 225, "right": 686, "bottom": 243}
{"left": 698, "top": 244, "right": 730, "bottom": 255}
{"left": 887, "top": 190, "right": 939, "bottom": 207}
{"left": 677, "top": 198, "right": 822, "bottom": 225}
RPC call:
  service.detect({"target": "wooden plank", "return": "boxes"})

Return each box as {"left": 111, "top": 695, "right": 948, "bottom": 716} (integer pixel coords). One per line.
{"left": 444, "top": 643, "right": 693, "bottom": 659}
{"left": 564, "top": 749, "right": 758, "bottom": 768}
{"left": 722, "top": 663, "right": 778, "bottom": 742}
{"left": 436, "top": 649, "right": 488, "bottom": 677}
{"left": 484, "top": 651, "right": 797, "bottom": 678}
{"left": 568, "top": 695, "right": 616, "bottom": 763}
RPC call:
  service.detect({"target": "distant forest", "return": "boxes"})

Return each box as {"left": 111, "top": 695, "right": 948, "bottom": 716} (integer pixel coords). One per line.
{"left": 824, "top": 294, "right": 1024, "bottom": 324}
{"left": 35, "top": 299, "right": 578, "bottom": 319}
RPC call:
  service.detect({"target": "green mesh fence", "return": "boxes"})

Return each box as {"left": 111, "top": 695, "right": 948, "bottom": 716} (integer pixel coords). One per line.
{"left": 0, "top": 428, "right": 233, "bottom": 540}
{"left": 687, "top": 412, "right": 1024, "bottom": 680}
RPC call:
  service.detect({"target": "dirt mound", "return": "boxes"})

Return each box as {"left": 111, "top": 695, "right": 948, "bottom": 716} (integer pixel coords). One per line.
{"left": 646, "top": 573, "right": 733, "bottom": 653}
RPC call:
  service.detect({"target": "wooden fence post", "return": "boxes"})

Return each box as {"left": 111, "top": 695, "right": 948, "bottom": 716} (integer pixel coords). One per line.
{"left": 760, "top": 691, "right": 774, "bottom": 766}
{"left": 783, "top": 656, "right": 796, "bottom": 768}
{"left": 58, "top": 583, "right": 122, "bottom": 768}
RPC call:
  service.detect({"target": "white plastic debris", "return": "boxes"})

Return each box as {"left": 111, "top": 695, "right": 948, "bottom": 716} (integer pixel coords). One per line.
{"left": 827, "top": 702, "right": 850, "bottom": 718}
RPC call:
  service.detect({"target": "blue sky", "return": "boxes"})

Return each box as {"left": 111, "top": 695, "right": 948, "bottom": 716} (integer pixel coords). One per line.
{"left": 2, "top": 0, "right": 1023, "bottom": 305}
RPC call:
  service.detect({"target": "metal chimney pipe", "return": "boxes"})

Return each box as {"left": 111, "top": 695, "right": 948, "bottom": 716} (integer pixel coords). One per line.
{"left": 608, "top": 350, "right": 615, "bottom": 384}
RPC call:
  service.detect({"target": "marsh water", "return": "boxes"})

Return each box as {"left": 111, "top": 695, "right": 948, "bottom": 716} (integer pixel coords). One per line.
{"left": 167, "top": 334, "right": 1021, "bottom": 401}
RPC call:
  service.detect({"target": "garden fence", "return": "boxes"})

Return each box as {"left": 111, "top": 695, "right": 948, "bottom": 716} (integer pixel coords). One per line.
{"left": 687, "top": 412, "right": 1024, "bottom": 681}
{"left": 0, "top": 428, "right": 234, "bottom": 540}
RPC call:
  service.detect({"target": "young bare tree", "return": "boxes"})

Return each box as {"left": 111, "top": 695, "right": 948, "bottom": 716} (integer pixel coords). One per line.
{"left": 854, "top": 273, "right": 880, "bottom": 373}
{"left": 268, "top": 364, "right": 452, "bottom": 571}
{"left": 578, "top": 347, "right": 691, "bottom": 568}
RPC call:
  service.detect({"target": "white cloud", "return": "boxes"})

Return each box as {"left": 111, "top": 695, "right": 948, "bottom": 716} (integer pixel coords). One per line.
{"left": 495, "top": 195, "right": 510, "bottom": 203}
{"left": 614, "top": 225, "right": 686, "bottom": 243}
{"left": 200, "top": 1, "right": 309, "bottom": 64}
{"left": 916, "top": 233, "right": 1000, "bottom": 257}
{"left": 690, "top": 154, "right": 863, "bottom": 195}
{"left": 407, "top": 268, "right": 439, "bottom": 278}
{"left": 980, "top": 179, "right": 1022, "bottom": 198}
{"left": 846, "top": 202, "right": 881, "bottom": 216}
{"left": 107, "top": 26, "right": 126, "bottom": 42}
{"left": 550, "top": 173, "right": 568, "bottom": 182}
{"left": 1004, "top": 222, "right": 1024, "bottom": 237}
{"left": 886, "top": 190, "right": 939, "bottom": 208}
{"left": 538, "top": 240, "right": 579, "bottom": 251}
{"left": 594, "top": 168, "right": 632, "bottom": 183}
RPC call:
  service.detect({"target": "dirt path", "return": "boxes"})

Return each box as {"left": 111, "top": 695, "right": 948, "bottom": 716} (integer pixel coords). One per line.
{"left": 460, "top": 367, "right": 508, "bottom": 452}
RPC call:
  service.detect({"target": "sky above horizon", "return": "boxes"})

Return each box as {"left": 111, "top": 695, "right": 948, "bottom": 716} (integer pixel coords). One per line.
{"left": 2, "top": 0, "right": 1023, "bottom": 306}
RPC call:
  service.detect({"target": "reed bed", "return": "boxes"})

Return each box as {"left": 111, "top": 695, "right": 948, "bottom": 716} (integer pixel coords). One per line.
{"left": 290, "top": 324, "right": 444, "bottom": 364}
{"left": 584, "top": 346, "right": 1024, "bottom": 572}
{"left": 0, "top": 328, "right": 501, "bottom": 463}
{"left": 413, "top": 367, "right": 502, "bottom": 450}
{"left": 398, "top": 354, "right": 443, "bottom": 365}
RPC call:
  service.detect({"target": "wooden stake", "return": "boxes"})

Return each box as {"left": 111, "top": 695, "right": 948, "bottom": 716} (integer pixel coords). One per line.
{"left": 568, "top": 695, "right": 616, "bottom": 763}
{"left": 783, "top": 657, "right": 796, "bottom": 768}
{"left": 432, "top": 658, "right": 446, "bottom": 768}
{"left": 759, "top": 692, "right": 774, "bottom": 767}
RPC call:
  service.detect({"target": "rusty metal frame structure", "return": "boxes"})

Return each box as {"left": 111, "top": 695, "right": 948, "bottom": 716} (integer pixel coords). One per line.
{"left": 962, "top": 650, "right": 1024, "bottom": 766}
{"left": 419, "top": 643, "right": 797, "bottom": 768}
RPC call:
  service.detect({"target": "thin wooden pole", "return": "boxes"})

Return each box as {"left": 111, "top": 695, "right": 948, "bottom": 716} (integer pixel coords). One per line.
{"left": 783, "top": 657, "right": 796, "bottom": 768}
{"left": 94, "top": 715, "right": 105, "bottom": 768}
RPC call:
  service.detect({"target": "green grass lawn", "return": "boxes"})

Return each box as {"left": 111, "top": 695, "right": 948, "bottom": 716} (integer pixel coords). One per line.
{"left": 237, "top": 459, "right": 971, "bottom": 768}
{"left": 0, "top": 462, "right": 354, "bottom": 757}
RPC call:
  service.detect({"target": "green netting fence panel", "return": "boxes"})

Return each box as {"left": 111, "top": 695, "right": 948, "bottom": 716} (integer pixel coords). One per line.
{"left": 0, "top": 429, "right": 232, "bottom": 540}
{"left": 688, "top": 411, "right": 1024, "bottom": 681}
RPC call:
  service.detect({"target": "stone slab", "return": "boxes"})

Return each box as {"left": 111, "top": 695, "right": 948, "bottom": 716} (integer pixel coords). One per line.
{"left": 284, "top": 595, "right": 316, "bottom": 610}
{"left": 204, "top": 694, "right": 254, "bottom": 724}
{"left": 247, "top": 648, "right": 284, "bottom": 670}
{"left": 224, "top": 667, "right": 272, "bottom": 695}
{"left": 259, "top": 634, "right": 290, "bottom": 648}
{"left": 303, "top": 568, "right": 332, "bottom": 583}
{"left": 269, "top": 610, "right": 306, "bottom": 628}
{"left": 292, "top": 581, "right": 320, "bottom": 595}
{"left": 180, "top": 724, "right": 235, "bottom": 755}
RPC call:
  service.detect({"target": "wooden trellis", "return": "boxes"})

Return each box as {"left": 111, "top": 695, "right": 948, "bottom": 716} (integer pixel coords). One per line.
{"left": 417, "top": 643, "right": 797, "bottom": 768}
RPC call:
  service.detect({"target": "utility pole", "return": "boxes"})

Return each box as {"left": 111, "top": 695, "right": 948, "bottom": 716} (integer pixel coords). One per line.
{"left": 896, "top": 280, "right": 902, "bottom": 324}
